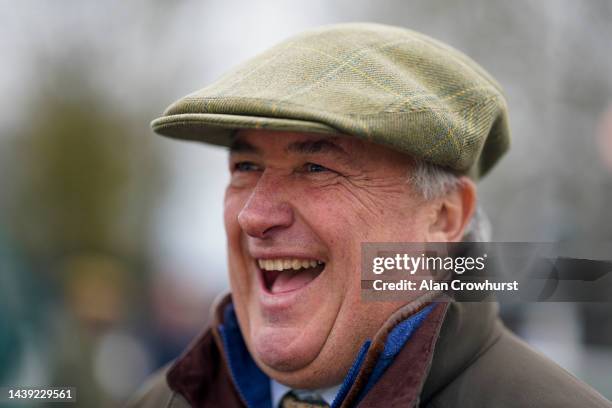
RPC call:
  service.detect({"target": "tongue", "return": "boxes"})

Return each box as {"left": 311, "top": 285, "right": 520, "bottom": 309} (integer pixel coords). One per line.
{"left": 270, "top": 268, "right": 319, "bottom": 294}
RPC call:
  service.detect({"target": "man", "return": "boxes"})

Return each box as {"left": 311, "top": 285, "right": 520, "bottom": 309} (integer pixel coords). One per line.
{"left": 129, "top": 23, "right": 611, "bottom": 407}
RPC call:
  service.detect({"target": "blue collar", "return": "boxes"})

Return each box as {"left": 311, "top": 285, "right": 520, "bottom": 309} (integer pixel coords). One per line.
{"left": 218, "top": 304, "right": 434, "bottom": 408}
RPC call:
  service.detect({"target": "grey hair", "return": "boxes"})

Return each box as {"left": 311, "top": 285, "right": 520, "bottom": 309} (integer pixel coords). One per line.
{"left": 409, "top": 159, "right": 491, "bottom": 242}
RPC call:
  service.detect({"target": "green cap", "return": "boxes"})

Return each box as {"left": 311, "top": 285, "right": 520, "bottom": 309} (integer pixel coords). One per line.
{"left": 152, "top": 23, "right": 510, "bottom": 179}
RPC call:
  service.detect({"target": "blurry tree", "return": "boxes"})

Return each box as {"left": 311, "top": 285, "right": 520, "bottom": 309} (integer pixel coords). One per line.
{"left": 2, "top": 60, "right": 166, "bottom": 405}
{"left": 5, "top": 57, "right": 169, "bottom": 334}
{"left": 9, "top": 65, "right": 163, "bottom": 261}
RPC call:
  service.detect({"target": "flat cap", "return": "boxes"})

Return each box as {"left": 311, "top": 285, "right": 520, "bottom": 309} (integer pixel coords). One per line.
{"left": 152, "top": 23, "right": 510, "bottom": 178}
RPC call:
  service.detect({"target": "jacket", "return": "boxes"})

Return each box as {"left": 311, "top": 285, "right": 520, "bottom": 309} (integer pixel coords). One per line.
{"left": 127, "top": 294, "right": 612, "bottom": 407}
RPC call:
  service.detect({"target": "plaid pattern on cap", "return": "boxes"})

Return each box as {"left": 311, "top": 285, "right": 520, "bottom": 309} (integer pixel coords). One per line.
{"left": 152, "top": 23, "right": 510, "bottom": 178}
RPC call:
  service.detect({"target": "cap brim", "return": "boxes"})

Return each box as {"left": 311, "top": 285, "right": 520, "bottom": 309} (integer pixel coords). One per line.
{"left": 151, "top": 113, "right": 339, "bottom": 147}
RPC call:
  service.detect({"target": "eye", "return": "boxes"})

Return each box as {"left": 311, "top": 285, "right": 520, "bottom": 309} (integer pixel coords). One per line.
{"left": 233, "top": 161, "right": 261, "bottom": 172}
{"left": 305, "top": 163, "right": 329, "bottom": 173}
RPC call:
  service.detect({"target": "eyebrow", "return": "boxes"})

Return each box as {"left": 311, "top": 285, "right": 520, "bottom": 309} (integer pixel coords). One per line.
{"left": 229, "top": 139, "right": 260, "bottom": 154}
{"left": 285, "top": 139, "right": 349, "bottom": 158}
{"left": 229, "top": 137, "right": 349, "bottom": 159}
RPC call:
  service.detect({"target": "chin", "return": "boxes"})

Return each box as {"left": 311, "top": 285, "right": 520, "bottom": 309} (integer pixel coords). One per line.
{"left": 248, "top": 323, "right": 351, "bottom": 390}
{"left": 250, "top": 325, "right": 319, "bottom": 372}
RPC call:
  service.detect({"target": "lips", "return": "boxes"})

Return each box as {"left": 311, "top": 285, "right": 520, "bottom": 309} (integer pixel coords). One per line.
{"left": 257, "top": 258, "right": 325, "bottom": 294}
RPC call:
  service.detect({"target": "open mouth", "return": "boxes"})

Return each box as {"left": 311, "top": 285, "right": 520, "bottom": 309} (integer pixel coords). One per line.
{"left": 257, "top": 258, "right": 326, "bottom": 294}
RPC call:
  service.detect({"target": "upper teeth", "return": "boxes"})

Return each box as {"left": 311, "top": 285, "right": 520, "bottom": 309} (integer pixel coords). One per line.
{"left": 258, "top": 258, "right": 323, "bottom": 271}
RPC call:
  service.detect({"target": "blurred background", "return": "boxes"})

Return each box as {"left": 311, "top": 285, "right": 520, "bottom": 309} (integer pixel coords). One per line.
{"left": 1, "top": 0, "right": 611, "bottom": 406}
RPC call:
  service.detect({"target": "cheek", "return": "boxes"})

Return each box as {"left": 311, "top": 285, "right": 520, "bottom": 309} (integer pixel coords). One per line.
{"left": 296, "top": 192, "right": 359, "bottom": 280}
{"left": 224, "top": 188, "right": 246, "bottom": 238}
{"left": 223, "top": 190, "right": 253, "bottom": 300}
{"left": 303, "top": 183, "right": 420, "bottom": 243}
{"left": 296, "top": 190, "right": 365, "bottom": 293}
{"left": 335, "top": 191, "right": 428, "bottom": 242}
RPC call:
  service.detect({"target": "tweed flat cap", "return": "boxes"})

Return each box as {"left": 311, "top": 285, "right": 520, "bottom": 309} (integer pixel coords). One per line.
{"left": 152, "top": 23, "right": 510, "bottom": 178}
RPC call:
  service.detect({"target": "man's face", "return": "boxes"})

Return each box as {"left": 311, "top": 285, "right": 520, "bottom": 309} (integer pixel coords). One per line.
{"left": 224, "top": 130, "right": 440, "bottom": 388}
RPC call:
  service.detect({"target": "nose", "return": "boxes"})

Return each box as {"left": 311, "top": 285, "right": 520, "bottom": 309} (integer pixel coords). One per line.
{"left": 237, "top": 173, "right": 294, "bottom": 239}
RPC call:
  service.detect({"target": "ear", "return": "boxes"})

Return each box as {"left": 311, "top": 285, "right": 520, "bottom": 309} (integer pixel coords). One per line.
{"left": 427, "top": 176, "right": 477, "bottom": 242}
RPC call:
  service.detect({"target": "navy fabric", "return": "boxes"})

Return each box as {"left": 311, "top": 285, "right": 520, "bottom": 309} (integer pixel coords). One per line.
{"left": 218, "top": 304, "right": 271, "bottom": 408}
{"left": 218, "top": 303, "right": 434, "bottom": 408}
{"left": 330, "top": 340, "right": 371, "bottom": 408}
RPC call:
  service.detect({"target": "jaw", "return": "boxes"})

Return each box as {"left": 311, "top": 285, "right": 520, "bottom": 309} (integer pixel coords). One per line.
{"left": 228, "top": 264, "right": 349, "bottom": 387}
{"left": 244, "top": 296, "right": 368, "bottom": 390}
{"left": 250, "top": 324, "right": 320, "bottom": 371}
{"left": 248, "top": 321, "right": 353, "bottom": 389}
{"left": 227, "top": 245, "right": 373, "bottom": 388}
{"left": 246, "top": 278, "right": 336, "bottom": 372}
